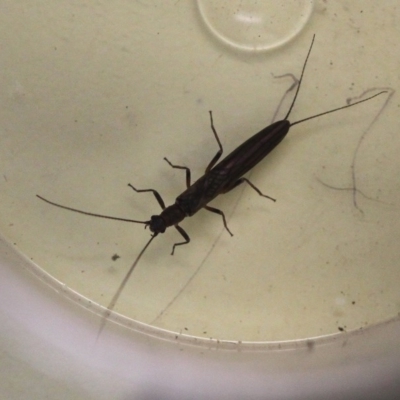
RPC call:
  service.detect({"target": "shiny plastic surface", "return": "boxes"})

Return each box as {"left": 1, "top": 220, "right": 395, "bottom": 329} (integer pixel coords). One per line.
{"left": 0, "top": 1, "right": 399, "bottom": 398}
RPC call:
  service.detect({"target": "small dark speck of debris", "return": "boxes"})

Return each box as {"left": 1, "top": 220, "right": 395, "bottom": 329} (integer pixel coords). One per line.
{"left": 306, "top": 340, "right": 315, "bottom": 351}
{"left": 338, "top": 326, "right": 345, "bottom": 332}
{"left": 112, "top": 254, "right": 120, "bottom": 261}
{"left": 184, "top": 327, "right": 188, "bottom": 331}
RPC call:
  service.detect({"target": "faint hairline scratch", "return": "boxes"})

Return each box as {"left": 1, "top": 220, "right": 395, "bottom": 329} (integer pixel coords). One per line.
{"left": 318, "top": 87, "right": 394, "bottom": 213}
{"left": 316, "top": 177, "right": 392, "bottom": 206}
{"left": 270, "top": 73, "right": 299, "bottom": 123}
{"left": 151, "top": 230, "right": 222, "bottom": 325}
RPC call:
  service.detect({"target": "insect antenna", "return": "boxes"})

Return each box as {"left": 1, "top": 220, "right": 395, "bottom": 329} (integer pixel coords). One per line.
{"left": 37, "top": 194, "right": 157, "bottom": 336}
{"left": 97, "top": 233, "right": 157, "bottom": 338}
{"left": 36, "top": 194, "right": 149, "bottom": 225}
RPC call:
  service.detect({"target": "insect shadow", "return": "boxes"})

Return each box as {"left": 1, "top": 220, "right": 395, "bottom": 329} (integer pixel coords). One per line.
{"left": 36, "top": 34, "right": 387, "bottom": 332}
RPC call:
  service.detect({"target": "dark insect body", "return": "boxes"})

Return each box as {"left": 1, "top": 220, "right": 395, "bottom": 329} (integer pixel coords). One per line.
{"left": 36, "top": 35, "right": 387, "bottom": 326}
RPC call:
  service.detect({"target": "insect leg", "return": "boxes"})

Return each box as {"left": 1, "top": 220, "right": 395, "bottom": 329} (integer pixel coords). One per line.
{"left": 171, "top": 225, "right": 190, "bottom": 255}
{"left": 204, "top": 205, "right": 233, "bottom": 236}
{"left": 128, "top": 183, "right": 166, "bottom": 210}
{"left": 226, "top": 178, "right": 276, "bottom": 202}
{"left": 163, "top": 157, "right": 191, "bottom": 188}
{"left": 205, "top": 110, "right": 224, "bottom": 173}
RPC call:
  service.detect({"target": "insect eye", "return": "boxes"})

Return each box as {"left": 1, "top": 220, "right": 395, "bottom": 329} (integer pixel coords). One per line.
{"left": 149, "top": 215, "right": 166, "bottom": 234}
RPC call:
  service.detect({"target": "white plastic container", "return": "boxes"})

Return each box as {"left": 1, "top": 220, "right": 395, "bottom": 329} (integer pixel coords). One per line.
{"left": 0, "top": 1, "right": 399, "bottom": 398}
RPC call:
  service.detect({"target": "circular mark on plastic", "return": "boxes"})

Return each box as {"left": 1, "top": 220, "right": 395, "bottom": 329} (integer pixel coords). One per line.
{"left": 197, "top": 0, "right": 314, "bottom": 52}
